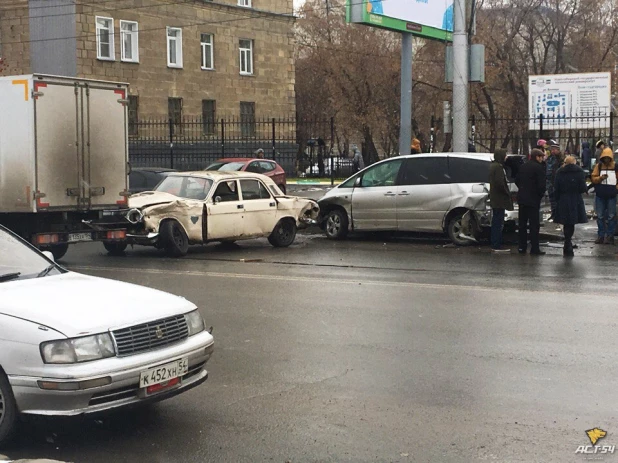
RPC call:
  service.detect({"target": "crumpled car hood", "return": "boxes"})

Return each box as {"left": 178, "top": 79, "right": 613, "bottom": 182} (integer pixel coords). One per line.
{"left": 129, "top": 191, "right": 180, "bottom": 209}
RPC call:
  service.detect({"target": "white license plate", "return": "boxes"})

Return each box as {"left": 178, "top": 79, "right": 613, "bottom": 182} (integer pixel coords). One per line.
{"left": 139, "top": 358, "right": 188, "bottom": 389}
{"left": 68, "top": 232, "right": 92, "bottom": 243}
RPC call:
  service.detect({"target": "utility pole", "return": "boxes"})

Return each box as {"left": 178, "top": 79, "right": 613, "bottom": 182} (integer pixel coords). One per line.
{"left": 452, "top": 0, "right": 469, "bottom": 152}
{"left": 399, "top": 33, "right": 413, "bottom": 156}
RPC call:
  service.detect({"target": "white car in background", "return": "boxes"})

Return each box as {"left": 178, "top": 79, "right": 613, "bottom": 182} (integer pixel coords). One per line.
{"left": 0, "top": 225, "right": 214, "bottom": 445}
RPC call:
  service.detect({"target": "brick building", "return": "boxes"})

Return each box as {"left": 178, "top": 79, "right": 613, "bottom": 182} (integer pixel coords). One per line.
{"left": 0, "top": 0, "right": 297, "bottom": 124}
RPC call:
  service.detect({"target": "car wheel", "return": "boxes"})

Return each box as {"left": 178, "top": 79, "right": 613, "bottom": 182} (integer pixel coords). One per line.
{"left": 447, "top": 211, "right": 474, "bottom": 246}
{"left": 268, "top": 219, "right": 297, "bottom": 247}
{"left": 103, "top": 242, "right": 128, "bottom": 255}
{"left": 0, "top": 369, "right": 17, "bottom": 446}
{"left": 161, "top": 221, "right": 189, "bottom": 257}
{"left": 278, "top": 184, "right": 287, "bottom": 195}
{"left": 324, "top": 209, "right": 349, "bottom": 240}
{"left": 41, "top": 243, "right": 69, "bottom": 260}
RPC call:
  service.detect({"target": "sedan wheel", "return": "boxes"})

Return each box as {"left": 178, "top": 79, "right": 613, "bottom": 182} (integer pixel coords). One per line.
{"left": 324, "top": 209, "right": 349, "bottom": 240}
{"left": 0, "top": 371, "right": 17, "bottom": 445}
{"left": 161, "top": 221, "right": 189, "bottom": 257}
{"left": 268, "top": 219, "right": 297, "bottom": 247}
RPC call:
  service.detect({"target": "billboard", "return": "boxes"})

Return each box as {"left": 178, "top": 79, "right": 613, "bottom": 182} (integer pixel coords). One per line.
{"left": 528, "top": 72, "right": 611, "bottom": 130}
{"left": 347, "top": 0, "right": 454, "bottom": 41}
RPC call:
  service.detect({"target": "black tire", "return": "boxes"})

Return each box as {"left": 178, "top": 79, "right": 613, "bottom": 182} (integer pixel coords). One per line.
{"left": 0, "top": 369, "right": 17, "bottom": 446}
{"left": 40, "top": 243, "right": 69, "bottom": 261}
{"left": 268, "top": 219, "right": 297, "bottom": 247}
{"left": 324, "top": 209, "right": 349, "bottom": 240}
{"left": 103, "top": 242, "right": 128, "bottom": 255}
{"left": 447, "top": 211, "right": 474, "bottom": 246}
{"left": 160, "top": 221, "right": 189, "bottom": 257}
{"left": 278, "top": 184, "right": 287, "bottom": 195}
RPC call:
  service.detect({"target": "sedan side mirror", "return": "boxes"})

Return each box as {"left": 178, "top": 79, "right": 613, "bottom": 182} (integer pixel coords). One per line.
{"left": 214, "top": 196, "right": 222, "bottom": 204}
{"left": 354, "top": 176, "right": 362, "bottom": 187}
{"left": 42, "top": 250, "right": 55, "bottom": 262}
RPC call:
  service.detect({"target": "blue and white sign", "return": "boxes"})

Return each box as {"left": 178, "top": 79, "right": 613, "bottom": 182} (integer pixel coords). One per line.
{"left": 367, "top": 0, "right": 454, "bottom": 32}
{"left": 529, "top": 73, "right": 611, "bottom": 129}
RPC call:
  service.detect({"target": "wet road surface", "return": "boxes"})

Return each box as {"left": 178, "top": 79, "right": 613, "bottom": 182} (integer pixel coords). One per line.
{"left": 5, "top": 234, "right": 618, "bottom": 462}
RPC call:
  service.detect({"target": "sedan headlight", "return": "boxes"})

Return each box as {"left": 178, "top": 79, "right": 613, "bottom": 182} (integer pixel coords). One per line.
{"left": 184, "top": 309, "right": 205, "bottom": 336}
{"left": 41, "top": 333, "right": 116, "bottom": 364}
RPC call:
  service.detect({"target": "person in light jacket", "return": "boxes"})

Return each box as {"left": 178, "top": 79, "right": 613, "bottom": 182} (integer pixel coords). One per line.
{"left": 554, "top": 156, "right": 587, "bottom": 257}
{"left": 351, "top": 145, "right": 364, "bottom": 172}
{"left": 590, "top": 147, "right": 618, "bottom": 244}
{"left": 488, "top": 148, "right": 513, "bottom": 252}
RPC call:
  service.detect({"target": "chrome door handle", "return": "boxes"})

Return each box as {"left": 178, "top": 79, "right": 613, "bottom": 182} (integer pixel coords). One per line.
{"left": 384, "top": 192, "right": 396, "bottom": 197}
{"left": 237, "top": 204, "right": 244, "bottom": 209}
{"left": 399, "top": 191, "right": 410, "bottom": 196}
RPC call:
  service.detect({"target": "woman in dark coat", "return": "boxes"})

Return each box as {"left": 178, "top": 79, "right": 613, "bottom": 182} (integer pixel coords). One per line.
{"left": 554, "top": 155, "right": 588, "bottom": 257}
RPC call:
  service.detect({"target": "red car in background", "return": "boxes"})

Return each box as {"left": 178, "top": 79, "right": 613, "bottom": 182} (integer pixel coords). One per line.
{"left": 205, "top": 158, "right": 287, "bottom": 194}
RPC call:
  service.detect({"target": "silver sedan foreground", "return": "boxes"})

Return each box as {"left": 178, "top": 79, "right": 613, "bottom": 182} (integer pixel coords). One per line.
{"left": 0, "top": 225, "right": 214, "bottom": 445}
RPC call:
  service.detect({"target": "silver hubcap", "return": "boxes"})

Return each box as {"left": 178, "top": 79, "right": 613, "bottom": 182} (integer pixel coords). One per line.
{"left": 0, "top": 388, "right": 5, "bottom": 427}
{"left": 327, "top": 214, "right": 341, "bottom": 236}
{"left": 453, "top": 219, "right": 462, "bottom": 235}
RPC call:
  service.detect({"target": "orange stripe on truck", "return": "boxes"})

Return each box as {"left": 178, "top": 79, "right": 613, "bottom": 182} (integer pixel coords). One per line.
{"left": 12, "top": 79, "right": 29, "bottom": 101}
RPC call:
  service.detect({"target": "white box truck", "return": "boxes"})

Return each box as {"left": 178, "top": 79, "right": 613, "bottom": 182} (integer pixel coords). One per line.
{"left": 0, "top": 74, "right": 130, "bottom": 259}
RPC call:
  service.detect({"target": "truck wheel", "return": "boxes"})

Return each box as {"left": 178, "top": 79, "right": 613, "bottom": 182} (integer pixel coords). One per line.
{"left": 268, "top": 219, "right": 297, "bottom": 247}
{"left": 161, "top": 221, "right": 189, "bottom": 257}
{"left": 41, "top": 243, "right": 69, "bottom": 260}
{"left": 447, "top": 211, "right": 474, "bottom": 247}
{"left": 0, "top": 369, "right": 17, "bottom": 446}
{"left": 324, "top": 209, "right": 349, "bottom": 240}
{"left": 103, "top": 242, "right": 128, "bottom": 256}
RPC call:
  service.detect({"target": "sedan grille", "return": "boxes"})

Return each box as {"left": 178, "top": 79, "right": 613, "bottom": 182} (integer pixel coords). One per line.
{"left": 112, "top": 315, "right": 189, "bottom": 356}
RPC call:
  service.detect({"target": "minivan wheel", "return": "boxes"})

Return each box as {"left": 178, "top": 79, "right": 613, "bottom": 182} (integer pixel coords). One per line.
{"left": 161, "top": 221, "right": 189, "bottom": 257}
{"left": 0, "top": 370, "right": 17, "bottom": 446}
{"left": 447, "top": 211, "right": 474, "bottom": 246}
{"left": 324, "top": 209, "right": 349, "bottom": 240}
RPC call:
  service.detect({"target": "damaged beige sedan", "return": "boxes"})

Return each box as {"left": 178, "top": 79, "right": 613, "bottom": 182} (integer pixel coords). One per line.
{"left": 121, "top": 172, "right": 319, "bottom": 257}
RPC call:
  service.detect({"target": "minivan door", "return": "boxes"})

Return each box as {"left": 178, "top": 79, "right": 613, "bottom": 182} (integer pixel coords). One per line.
{"left": 396, "top": 157, "right": 452, "bottom": 232}
{"left": 351, "top": 159, "right": 404, "bottom": 230}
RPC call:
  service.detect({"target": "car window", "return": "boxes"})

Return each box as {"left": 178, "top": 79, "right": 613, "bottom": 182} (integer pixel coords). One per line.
{"left": 213, "top": 180, "right": 240, "bottom": 202}
{"left": 0, "top": 228, "right": 59, "bottom": 281}
{"left": 206, "top": 162, "right": 246, "bottom": 172}
{"left": 360, "top": 159, "right": 404, "bottom": 188}
{"left": 240, "top": 179, "right": 271, "bottom": 200}
{"left": 246, "top": 162, "right": 263, "bottom": 174}
{"left": 339, "top": 174, "right": 359, "bottom": 188}
{"left": 155, "top": 176, "right": 213, "bottom": 200}
{"left": 260, "top": 161, "right": 276, "bottom": 172}
{"left": 447, "top": 158, "right": 491, "bottom": 184}
{"left": 129, "top": 171, "right": 146, "bottom": 189}
{"left": 399, "top": 157, "right": 449, "bottom": 185}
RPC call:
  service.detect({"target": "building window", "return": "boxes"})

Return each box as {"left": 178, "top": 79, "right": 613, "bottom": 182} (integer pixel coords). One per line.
{"left": 201, "top": 34, "right": 214, "bottom": 70}
{"left": 96, "top": 16, "right": 114, "bottom": 60}
{"left": 128, "top": 95, "right": 139, "bottom": 136}
{"left": 240, "top": 101, "right": 255, "bottom": 137}
{"left": 239, "top": 39, "right": 253, "bottom": 75}
{"left": 202, "top": 100, "right": 216, "bottom": 135}
{"left": 167, "top": 27, "right": 183, "bottom": 68}
{"left": 120, "top": 21, "right": 139, "bottom": 63}
{"left": 168, "top": 97, "right": 183, "bottom": 134}
{"left": 238, "top": 0, "right": 252, "bottom": 6}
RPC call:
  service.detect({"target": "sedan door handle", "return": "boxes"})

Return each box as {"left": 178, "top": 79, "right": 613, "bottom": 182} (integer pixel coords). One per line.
{"left": 384, "top": 192, "right": 396, "bottom": 197}
{"left": 398, "top": 191, "right": 410, "bottom": 196}
{"left": 237, "top": 204, "right": 244, "bottom": 209}
{"left": 269, "top": 202, "right": 276, "bottom": 207}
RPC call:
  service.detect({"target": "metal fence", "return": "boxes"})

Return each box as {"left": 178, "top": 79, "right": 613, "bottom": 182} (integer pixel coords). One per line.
{"left": 128, "top": 117, "right": 356, "bottom": 178}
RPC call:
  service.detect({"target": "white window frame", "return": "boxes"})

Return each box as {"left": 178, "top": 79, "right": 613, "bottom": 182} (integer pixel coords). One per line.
{"left": 239, "top": 39, "right": 253, "bottom": 76}
{"left": 201, "top": 33, "right": 214, "bottom": 70}
{"left": 166, "top": 27, "right": 183, "bottom": 68}
{"left": 238, "top": 0, "right": 252, "bottom": 6}
{"left": 96, "top": 16, "right": 115, "bottom": 61}
{"left": 120, "top": 20, "right": 139, "bottom": 63}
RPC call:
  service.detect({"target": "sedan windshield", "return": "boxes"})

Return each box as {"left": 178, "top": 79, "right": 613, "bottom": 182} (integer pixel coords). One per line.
{"left": 155, "top": 176, "right": 214, "bottom": 200}
{"left": 205, "top": 162, "right": 246, "bottom": 172}
{"left": 0, "top": 228, "right": 58, "bottom": 281}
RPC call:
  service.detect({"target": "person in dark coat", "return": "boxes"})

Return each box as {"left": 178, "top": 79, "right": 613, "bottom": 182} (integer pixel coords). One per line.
{"left": 515, "top": 148, "right": 547, "bottom": 255}
{"left": 580, "top": 141, "right": 592, "bottom": 171}
{"left": 554, "top": 156, "right": 588, "bottom": 257}
{"left": 489, "top": 148, "right": 514, "bottom": 252}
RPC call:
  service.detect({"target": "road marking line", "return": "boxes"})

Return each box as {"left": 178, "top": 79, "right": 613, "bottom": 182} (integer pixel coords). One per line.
{"left": 69, "top": 265, "right": 588, "bottom": 296}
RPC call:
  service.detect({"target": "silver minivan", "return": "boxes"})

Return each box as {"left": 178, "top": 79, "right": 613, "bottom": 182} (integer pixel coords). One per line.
{"left": 317, "top": 153, "right": 519, "bottom": 245}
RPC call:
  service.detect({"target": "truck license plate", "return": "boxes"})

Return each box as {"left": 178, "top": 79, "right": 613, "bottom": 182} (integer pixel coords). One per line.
{"left": 139, "top": 358, "right": 189, "bottom": 389}
{"left": 68, "top": 232, "right": 92, "bottom": 243}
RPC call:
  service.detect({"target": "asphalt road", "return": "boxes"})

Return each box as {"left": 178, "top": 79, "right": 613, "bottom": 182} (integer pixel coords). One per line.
{"left": 5, "top": 233, "right": 618, "bottom": 463}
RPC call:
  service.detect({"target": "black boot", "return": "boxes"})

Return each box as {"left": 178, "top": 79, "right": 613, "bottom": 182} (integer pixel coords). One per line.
{"left": 563, "top": 240, "right": 574, "bottom": 257}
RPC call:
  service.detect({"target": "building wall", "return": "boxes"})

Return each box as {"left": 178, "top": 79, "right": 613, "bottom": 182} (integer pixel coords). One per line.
{"left": 0, "top": 0, "right": 30, "bottom": 76}
{"left": 29, "top": 0, "right": 77, "bottom": 76}
{"left": 74, "top": 0, "right": 296, "bottom": 119}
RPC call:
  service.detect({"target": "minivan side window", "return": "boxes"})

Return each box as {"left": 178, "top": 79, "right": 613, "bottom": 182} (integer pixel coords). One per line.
{"left": 447, "top": 158, "right": 491, "bottom": 183}
{"left": 360, "top": 159, "right": 404, "bottom": 187}
{"left": 399, "top": 157, "right": 449, "bottom": 185}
